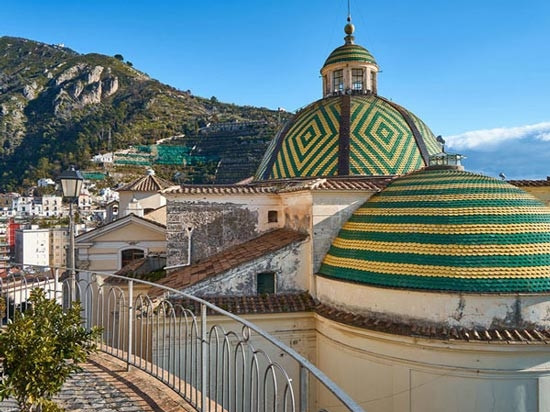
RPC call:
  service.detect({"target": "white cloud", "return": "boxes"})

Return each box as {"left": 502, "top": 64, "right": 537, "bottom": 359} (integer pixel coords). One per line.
{"left": 446, "top": 122, "right": 550, "bottom": 150}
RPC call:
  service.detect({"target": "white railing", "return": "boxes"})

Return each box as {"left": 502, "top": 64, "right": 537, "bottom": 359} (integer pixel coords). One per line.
{"left": 0, "top": 267, "right": 364, "bottom": 412}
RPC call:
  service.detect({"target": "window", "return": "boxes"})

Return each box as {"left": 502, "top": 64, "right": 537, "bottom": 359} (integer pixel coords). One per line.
{"left": 370, "top": 70, "right": 377, "bottom": 92}
{"left": 257, "top": 272, "right": 276, "bottom": 294}
{"left": 121, "top": 248, "right": 144, "bottom": 267}
{"left": 267, "top": 210, "right": 278, "bottom": 223}
{"left": 352, "top": 68, "right": 363, "bottom": 90}
{"left": 333, "top": 70, "right": 344, "bottom": 92}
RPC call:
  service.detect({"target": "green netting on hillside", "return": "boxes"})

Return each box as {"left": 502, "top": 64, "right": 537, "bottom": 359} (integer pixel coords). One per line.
{"left": 156, "top": 146, "right": 190, "bottom": 165}
{"left": 112, "top": 145, "right": 217, "bottom": 167}
{"left": 114, "top": 159, "right": 152, "bottom": 166}
{"left": 135, "top": 145, "right": 152, "bottom": 153}
{"left": 82, "top": 172, "right": 106, "bottom": 180}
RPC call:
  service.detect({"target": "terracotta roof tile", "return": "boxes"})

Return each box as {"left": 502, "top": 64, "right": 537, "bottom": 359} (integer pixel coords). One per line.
{"left": 169, "top": 293, "right": 315, "bottom": 316}
{"left": 106, "top": 258, "right": 147, "bottom": 284}
{"left": 161, "top": 176, "right": 392, "bottom": 195}
{"left": 314, "top": 303, "right": 550, "bottom": 344}
{"left": 508, "top": 178, "right": 550, "bottom": 187}
{"left": 149, "top": 229, "right": 308, "bottom": 297}
{"left": 119, "top": 174, "right": 174, "bottom": 192}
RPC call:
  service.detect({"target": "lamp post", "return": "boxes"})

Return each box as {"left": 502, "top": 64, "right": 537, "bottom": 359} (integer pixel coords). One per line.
{"left": 59, "top": 166, "right": 83, "bottom": 301}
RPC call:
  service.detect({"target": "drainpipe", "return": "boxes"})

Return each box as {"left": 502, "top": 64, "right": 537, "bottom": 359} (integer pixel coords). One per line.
{"left": 164, "top": 226, "right": 194, "bottom": 270}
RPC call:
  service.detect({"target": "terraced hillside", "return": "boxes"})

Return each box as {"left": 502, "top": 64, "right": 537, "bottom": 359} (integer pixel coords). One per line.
{"left": 0, "top": 36, "right": 287, "bottom": 190}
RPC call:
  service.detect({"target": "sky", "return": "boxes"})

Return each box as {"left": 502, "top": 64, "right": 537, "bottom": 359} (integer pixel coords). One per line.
{"left": 2, "top": 0, "right": 550, "bottom": 179}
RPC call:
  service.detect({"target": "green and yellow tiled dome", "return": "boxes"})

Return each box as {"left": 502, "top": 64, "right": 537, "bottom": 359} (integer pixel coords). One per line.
{"left": 255, "top": 95, "right": 441, "bottom": 180}
{"left": 319, "top": 169, "right": 550, "bottom": 293}
{"left": 323, "top": 43, "right": 377, "bottom": 68}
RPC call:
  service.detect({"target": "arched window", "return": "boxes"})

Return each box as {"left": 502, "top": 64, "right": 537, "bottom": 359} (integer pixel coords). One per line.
{"left": 121, "top": 248, "right": 145, "bottom": 268}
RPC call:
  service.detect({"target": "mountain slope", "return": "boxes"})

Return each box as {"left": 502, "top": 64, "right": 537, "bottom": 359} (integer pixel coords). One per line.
{"left": 0, "top": 36, "right": 283, "bottom": 190}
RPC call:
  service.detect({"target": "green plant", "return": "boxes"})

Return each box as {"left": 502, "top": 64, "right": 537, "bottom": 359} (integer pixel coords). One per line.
{"left": 0, "top": 289, "right": 101, "bottom": 412}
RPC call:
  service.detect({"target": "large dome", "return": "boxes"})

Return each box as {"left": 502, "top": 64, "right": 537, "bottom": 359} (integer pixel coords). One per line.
{"left": 319, "top": 168, "right": 550, "bottom": 293}
{"left": 255, "top": 95, "right": 441, "bottom": 180}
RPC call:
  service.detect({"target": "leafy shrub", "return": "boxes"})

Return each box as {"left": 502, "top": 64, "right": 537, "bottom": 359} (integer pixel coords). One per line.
{"left": 0, "top": 289, "right": 101, "bottom": 411}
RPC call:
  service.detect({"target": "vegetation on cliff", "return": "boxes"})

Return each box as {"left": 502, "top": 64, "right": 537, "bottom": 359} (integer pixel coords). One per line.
{"left": 0, "top": 36, "right": 286, "bottom": 190}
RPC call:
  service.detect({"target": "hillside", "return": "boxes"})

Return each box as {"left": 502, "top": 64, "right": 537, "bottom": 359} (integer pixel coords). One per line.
{"left": 0, "top": 36, "right": 286, "bottom": 190}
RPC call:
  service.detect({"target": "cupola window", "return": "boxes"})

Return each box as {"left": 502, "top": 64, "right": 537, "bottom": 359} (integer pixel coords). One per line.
{"left": 352, "top": 68, "right": 363, "bottom": 90}
{"left": 370, "top": 70, "right": 377, "bottom": 93}
{"left": 333, "top": 70, "right": 344, "bottom": 93}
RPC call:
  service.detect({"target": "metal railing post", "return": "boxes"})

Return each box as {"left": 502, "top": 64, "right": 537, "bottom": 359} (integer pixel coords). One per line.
{"left": 300, "top": 365, "right": 308, "bottom": 412}
{"left": 127, "top": 280, "right": 134, "bottom": 371}
{"left": 54, "top": 268, "right": 59, "bottom": 304}
{"left": 201, "top": 303, "right": 208, "bottom": 411}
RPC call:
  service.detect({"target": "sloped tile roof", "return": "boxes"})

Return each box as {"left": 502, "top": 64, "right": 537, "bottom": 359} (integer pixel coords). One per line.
{"left": 509, "top": 178, "right": 550, "bottom": 187}
{"left": 118, "top": 174, "right": 173, "bottom": 192}
{"left": 162, "top": 184, "right": 277, "bottom": 195}
{"left": 149, "top": 229, "right": 308, "bottom": 297}
{"left": 315, "top": 303, "right": 550, "bottom": 344}
{"left": 170, "top": 292, "right": 315, "bottom": 315}
{"left": 106, "top": 258, "right": 147, "bottom": 284}
{"left": 161, "top": 176, "right": 391, "bottom": 195}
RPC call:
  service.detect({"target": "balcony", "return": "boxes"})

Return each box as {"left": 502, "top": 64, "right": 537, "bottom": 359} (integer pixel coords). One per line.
{"left": 0, "top": 268, "right": 363, "bottom": 411}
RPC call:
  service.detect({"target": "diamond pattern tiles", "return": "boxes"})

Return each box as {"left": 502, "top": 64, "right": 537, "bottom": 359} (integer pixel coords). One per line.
{"left": 255, "top": 95, "right": 439, "bottom": 180}
{"left": 404, "top": 107, "right": 441, "bottom": 155}
{"left": 270, "top": 98, "right": 341, "bottom": 179}
{"left": 350, "top": 95, "right": 424, "bottom": 175}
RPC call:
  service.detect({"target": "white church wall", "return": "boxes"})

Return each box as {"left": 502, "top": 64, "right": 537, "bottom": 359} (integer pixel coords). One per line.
{"left": 311, "top": 191, "right": 373, "bottom": 273}
{"left": 280, "top": 191, "right": 312, "bottom": 233}
{"left": 119, "top": 191, "right": 165, "bottom": 217}
{"left": 316, "top": 276, "right": 550, "bottom": 329}
{"left": 315, "top": 315, "right": 547, "bottom": 412}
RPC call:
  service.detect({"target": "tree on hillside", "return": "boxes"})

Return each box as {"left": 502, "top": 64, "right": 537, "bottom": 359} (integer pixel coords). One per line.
{"left": 113, "top": 54, "right": 124, "bottom": 61}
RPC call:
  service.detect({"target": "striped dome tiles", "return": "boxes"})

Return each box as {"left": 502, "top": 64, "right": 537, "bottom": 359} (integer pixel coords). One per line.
{"left": 319, "top": 169, "right": 550, "bottom": 293}
{"left": 323, "top": 44, "right": 377, "bottom": 68}
{"left": 255, "top": 95, "right": 440, "bottom": 180}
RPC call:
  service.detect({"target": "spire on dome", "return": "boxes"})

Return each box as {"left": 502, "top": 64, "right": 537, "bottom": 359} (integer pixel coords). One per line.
{"left": 344, "top": 17, "right": 355, "bottom": 44}
{"left": 344, "top": 13, "right": 355, "bottom": 45}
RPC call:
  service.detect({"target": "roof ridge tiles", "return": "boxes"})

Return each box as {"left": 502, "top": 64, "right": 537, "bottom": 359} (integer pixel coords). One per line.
{"left": 148, "top": 229, "right": 308, "bottom": 297}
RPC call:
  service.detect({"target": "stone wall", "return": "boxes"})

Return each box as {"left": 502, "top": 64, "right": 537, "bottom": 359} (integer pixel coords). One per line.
{"left": 166, "top": 200, "right": 260, "bottom": 267}
{"left": 183, "top": 240, "right": 309, "bottom": 296}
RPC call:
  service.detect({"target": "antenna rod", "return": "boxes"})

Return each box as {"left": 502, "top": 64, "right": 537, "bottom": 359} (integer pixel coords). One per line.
{"left": 347, "top": 0, "right": 351, "bottom": 21}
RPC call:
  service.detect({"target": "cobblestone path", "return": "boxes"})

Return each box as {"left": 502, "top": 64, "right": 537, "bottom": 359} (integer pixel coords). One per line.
{"left": 0, "top": 353, "right": 194, "bottom": 411}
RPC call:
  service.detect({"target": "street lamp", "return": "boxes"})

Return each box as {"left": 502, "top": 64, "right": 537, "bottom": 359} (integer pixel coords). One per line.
{"left": 58, "top": 166, "right": 83, "bottom": 301}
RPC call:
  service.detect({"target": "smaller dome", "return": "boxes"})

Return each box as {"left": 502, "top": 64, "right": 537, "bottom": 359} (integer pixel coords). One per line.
{"left": 320, "top": 169, "right": 550, "bottom": 293}
{"left": 323, "top": 43, "right": 377, "bottom": 68}
{"left": 322, "top": 22, "right": 377, "bottom": 69}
